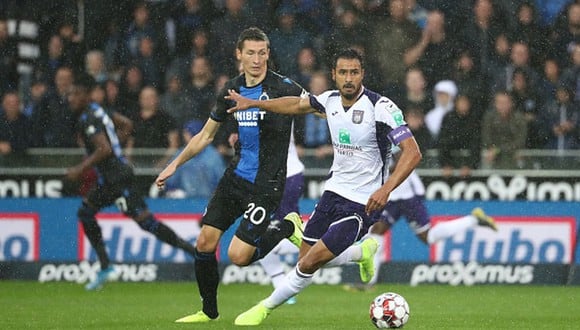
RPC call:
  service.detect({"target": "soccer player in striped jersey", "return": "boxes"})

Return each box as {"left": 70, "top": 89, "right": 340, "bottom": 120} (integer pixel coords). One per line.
{"left": 155, "top": 27, "right": 305, "bottom": 323}
{"left": 66, "top": 74, "right": 195, "bottom": 291}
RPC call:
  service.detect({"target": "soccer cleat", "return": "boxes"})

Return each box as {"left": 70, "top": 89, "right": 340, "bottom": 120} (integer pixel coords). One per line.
{"left": 85, "top": 266, "right": 115, "bottom": 291}
{"left": 357, "top": 237, "right": 378, "bottom": 284}
{"left": 175, "top": 310, "right": 218, "bottom": 323}
{"left": 234, "top": 300, "right": 272, "bottom": 326}
{"left": 472, "top": 207, "right": 498, "bottom": 231}
{"left": 284, "top": 212, "right": 304, "bottom": 248}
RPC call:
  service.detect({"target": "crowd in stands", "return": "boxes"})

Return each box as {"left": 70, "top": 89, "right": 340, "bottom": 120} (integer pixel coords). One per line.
{"left": 1, "top": 0, "right": 580, "bottom": 181}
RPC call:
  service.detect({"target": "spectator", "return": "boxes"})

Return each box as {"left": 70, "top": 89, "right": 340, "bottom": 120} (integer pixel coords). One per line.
{"left": 184, "top": 56, "right": 215, "bottom": 122}
{"left": 85, "top": 50, "right": 108, "bottom": 84}
{"left": 134, "top": 36, "right": 163, "bottom": 89}
{"left": 481, "top": 91, "right": 527, "bottom": 169}
{"left": 164, "top": 119, "right": 226, "bottom": 199}
{"left": 460, "top": 0, "right": 505, "bottom": 79}
{"left": 491, "top": 41, "right": 541, "bottom": 95}
{"left": 117, "top": 64, "right": 144, "bottom": 121}
{"left": 540, "top": 58, "right": 562, "bottom": 102}
{"left": 538, "top": 84, "right": 580, "bottom": 150}
{"left": 269, "top": 4, "right": 312, "bottom": 76}
{"left": 424, "top": 80, "right": 458, "bottom": 142}
{"left": 103, "top": 19, "right": 129, "bottom": 74}
{"left": 488, "top": 33, "right": 512, "bottom": 75}
{"left": 167, "top": 28, "right": 211, "bottom": 83}
{"left": 128, "top": 86, "right": 179, "bottom": 150}
{"left": 452, "top": 49, "right": 488, "bottom": 117}
{"left": 0, "top": 92, "right": 31, "bottom": 157}
{"left": 30, "top": 66, "right": 76, "bottom": 148}
{"left": 325, "top": 4, "right": 369, "bottom": 66}
{"left": 510, "top": 67, "right": 543, "bottom": 148}
{"left": 209, "top": 0, "right": 256, "bottom": 76}
{"left": 124, "top": 2, "right": 160, "bottom": 59}
{"left": 406, "top": 10, "right": 459, "bottom": 88}
{"left": 170, "top": 0, "right": 215, "bottom": 56}
{"left": 161, "top": 75, "right": 190, "bottom": 129}
{"left": 561, "top": 43, "right": 580, "bottom": 103}
{"left": 405, "top": 106, "right": 432, "bottom": 153}
{"left": 368, "top": 0, "right": 421, "bottom": 90}
{"left": 0, "top": 19, "right": 19, "bottom": 97}
{"left": 297, "top": 71, "right": 332, "bottom": 159}
{"left": 438, "top": 94, "right": 481, "bottom": 178}
{"left": 22, "top": 79, "right": 47, "bottom": 118}
{"left": 103, "top": 79, "right": 122, "bottom": 115}
{"left": 35, "top": 35, "right": 68, "bottom": 86}
{"left": 552, "top": 3, "right": 580, "bottom": 68}
{"left": 396, "top": 67, "right": 433, "bottom": 115}
{"left": 290, "top": 47, "right": 320, "bottom": 88}
{"left": 57, "top": 20, "right": 85, "bottom": 73}
{"left": 512, "top": 2, "right": 552, "bottom": 72}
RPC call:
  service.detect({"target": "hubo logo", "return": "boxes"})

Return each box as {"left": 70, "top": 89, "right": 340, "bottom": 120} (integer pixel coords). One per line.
{"left": 221, "top": 264, "right": 343, "bottom": 285}
{"left": 410, "top": 262, "right": 534, "bottom": 286}
{"left": 0, "top": 213, "right": 39, "bottom": 261}
{"left": 431, "top": 217, "right": 575, "bottom": 264}
{"left": 80, "top": 214, "right": 201, "bottom": 263}
{"left": 38, "top": 261, "right": 158, "bottom": 283}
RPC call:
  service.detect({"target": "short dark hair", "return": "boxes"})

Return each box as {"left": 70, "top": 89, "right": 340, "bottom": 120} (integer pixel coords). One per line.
{"left": 236, "top": 27, "right": 269, "bottom": 51}
{"left": 73, "top": 73, "right": 96, "bottom": 92}
{"left": 333, "top": 48, "right": 364, "bottom": 69}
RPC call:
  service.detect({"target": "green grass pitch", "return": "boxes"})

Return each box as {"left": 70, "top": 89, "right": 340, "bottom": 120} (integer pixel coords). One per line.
{"left": 1, "top": 281, "right": 579, "bottom": 329}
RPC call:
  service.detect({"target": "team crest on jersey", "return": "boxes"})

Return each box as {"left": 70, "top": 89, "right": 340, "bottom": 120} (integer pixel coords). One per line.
{"left": 259, "top": 92, "right": 270, "bottom": 101}
{"left": 352, "top": 110, "right": 364, "bottom": 124}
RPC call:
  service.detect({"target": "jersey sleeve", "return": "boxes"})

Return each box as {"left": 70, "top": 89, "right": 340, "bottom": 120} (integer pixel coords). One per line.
{"left": 210, "top": 80, "right": 235, "bottom": 123}
{"left": 375, "top": 96, "right": 413, "bottom": 145}
{"left": 308, "top": 91, "right": 333, "bottom": 115}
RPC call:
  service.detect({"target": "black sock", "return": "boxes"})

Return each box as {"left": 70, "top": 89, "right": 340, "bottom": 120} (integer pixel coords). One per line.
{"left": 194, "top": 249, "right": 219, "bottom": 319}
{"left": 139, "top": 215, "right": 196, "bottom": 257}
{"left": 250, "top": 219, "right": 294, "bottom": 263}
{"left": 81, "top": 218, "right": 109, "bottom": 270}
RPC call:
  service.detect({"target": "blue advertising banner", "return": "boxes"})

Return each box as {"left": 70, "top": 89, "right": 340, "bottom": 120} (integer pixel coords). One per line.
{"left": 0, "top": 199, "right": 578, "bottom": 265}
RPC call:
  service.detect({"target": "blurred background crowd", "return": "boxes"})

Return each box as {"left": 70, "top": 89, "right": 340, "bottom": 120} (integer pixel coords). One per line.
{"left": 1, "top": 0, "right": 579, "bottom": 178}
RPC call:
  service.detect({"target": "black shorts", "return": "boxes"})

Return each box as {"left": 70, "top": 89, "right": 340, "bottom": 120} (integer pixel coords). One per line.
{"left": 203, "top": 170, "right": 283, "bottom": 246}
{"left": 85, "top": 166, "right": 147, "bottom": 217}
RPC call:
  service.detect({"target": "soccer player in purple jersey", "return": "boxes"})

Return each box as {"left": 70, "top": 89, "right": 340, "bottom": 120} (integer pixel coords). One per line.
{"left": 226, "top": 48, "right": 422, "bottom": 326}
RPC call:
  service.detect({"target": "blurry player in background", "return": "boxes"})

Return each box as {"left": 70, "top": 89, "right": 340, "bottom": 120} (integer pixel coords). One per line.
{"left": 66, "top": 74, "right": 195, "bottom": 291}
{"left": 345, "top": 148, "right": 498, "bottom": 291}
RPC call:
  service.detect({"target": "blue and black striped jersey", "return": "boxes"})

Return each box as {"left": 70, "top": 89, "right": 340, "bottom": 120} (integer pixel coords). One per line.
{"left": 212, "top": 70, "right": 305, "bottom": 190}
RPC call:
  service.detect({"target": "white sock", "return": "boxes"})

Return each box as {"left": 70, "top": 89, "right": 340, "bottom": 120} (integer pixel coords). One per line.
{"left": 427, "top": 215, "right": 477, "bottom": 244}
{"left": 275, "top": 239, "right": 299, "bottom": 255}
{"left": 324, "top": 244, "right": 363, "bottom": 267}
{"left": 263, "top": 266, "right": 313, "bottom": 309}
{"left": 368, "top": 233, "right": 384, "bottom": 286}
{"left": 259, "top": 251, "right": 286, "bottom": 289}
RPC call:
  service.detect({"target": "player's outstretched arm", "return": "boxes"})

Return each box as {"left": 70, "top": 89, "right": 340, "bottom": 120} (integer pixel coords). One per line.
{"left": 155, "top": 119, "right": 220, "bottom": 190}
{"left": 225, "top": 89, "right": 313, "bottom": 115}
{"left": 365, "top": 137, "right": 422, "bottom": 215}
